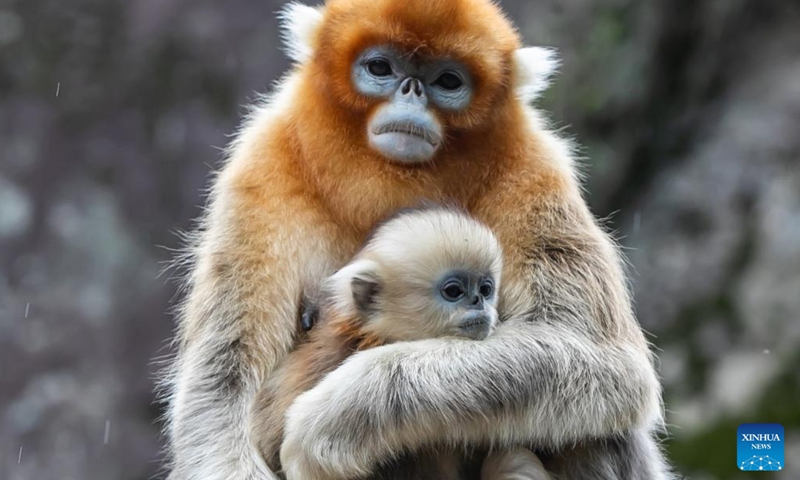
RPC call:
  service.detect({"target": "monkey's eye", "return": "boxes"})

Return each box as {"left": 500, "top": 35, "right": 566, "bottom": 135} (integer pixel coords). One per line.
{"left": 479, "top": 281, "right": 494, "bottom": 299}
{"left": 367, "top": 59, "right": 393, "bottom": 77}
{"left": 434, "top": 72, "right": 463, "bottom": 90}
{"left": 441, "top": 281, "right": 466, "bottom": 302}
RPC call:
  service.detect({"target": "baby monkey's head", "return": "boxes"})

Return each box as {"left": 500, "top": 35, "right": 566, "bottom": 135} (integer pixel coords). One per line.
{"left": 326, "top": 207, "right": 503, "bottom": 342}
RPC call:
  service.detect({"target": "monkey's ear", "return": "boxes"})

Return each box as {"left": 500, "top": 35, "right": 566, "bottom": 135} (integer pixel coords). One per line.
{"left": 513, "top": 47, "right": 559, "bottom": 103}
{"left": 278, "top": 2, "right": 325, "bottom": 63}
{"left": 351, "top": 271, "right": 382, "bottom": 315}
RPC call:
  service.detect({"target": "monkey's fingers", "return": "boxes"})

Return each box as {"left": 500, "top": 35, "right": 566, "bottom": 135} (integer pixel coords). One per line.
{"left": 301, "top": 306, "right": 319, "bottom": 331}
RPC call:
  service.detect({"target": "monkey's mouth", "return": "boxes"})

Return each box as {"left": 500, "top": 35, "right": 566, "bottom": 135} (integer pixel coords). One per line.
{"left": 458, "top": 314, "right": 494, "bottom": 340}
{"left": 372, "top": 123, "right": 441, "bottom": 147}
{"left": 368, "top": 115, "right": 443, "bottom": 164}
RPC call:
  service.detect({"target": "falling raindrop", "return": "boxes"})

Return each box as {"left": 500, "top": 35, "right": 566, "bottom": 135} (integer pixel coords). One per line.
{"left": 104, "top": 420, "right": 111, "bottom": 444}
{"left": 18, "top": 445, "right": 22, "bottom": 464}
{"left": 56, "top": 82, "right": 60, "bottom": 97}
{"left": 25, "top": 302, "right": 30, "bottom": 318}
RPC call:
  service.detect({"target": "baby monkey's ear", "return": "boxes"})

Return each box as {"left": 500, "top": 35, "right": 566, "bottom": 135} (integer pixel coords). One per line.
{"left": 350, "top": 269, "right": 382, "bottom": 315}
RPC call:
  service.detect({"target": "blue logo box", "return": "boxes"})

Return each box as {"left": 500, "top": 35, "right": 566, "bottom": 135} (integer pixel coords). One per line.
{"left": 737, "top": 423, "right": 784, "bottom": 472}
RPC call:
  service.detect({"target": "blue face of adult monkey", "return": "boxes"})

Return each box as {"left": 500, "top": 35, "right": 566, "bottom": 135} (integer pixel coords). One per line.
{"left": 352, "top": 46, "right": 474, "bottom": 163}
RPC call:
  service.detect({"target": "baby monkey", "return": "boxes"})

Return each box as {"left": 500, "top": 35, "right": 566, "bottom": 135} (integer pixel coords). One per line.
{"left": 254, "top": 207, "right": 550, "bottom": 480}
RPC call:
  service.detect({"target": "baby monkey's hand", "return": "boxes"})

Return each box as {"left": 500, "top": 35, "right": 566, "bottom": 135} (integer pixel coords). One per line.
{"left": 301, "top": 297, "right": 320, "bottom": 332}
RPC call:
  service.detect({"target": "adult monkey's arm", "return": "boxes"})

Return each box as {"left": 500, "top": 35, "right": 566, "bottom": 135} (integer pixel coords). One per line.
{"left": 280, "top": 194, "right": 664, "bottom": 480}
{"left": 164, "top": 151, "right": 345, "bottom": 479}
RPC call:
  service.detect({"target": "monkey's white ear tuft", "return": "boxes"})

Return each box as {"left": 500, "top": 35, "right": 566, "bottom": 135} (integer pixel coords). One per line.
{"left": 513, "top": 47, "right": 559, "bottom": 102}
{"left": 325, "top": 259, "right": 380, "bottom": 315}
{"left": 278, "top": 2, "right": 325, "bottom": 63}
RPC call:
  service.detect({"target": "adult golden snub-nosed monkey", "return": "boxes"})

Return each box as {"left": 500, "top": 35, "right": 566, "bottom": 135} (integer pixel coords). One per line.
{"left": 162, "top": 1, "right": 673, "bottom": 479}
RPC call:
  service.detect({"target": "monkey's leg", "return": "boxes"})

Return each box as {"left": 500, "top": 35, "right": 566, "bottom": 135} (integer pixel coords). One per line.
{"left": 367, "top": 451, "right": 463, "bottom": 480}
{"left": 482, "top": 448, "right": 552, "bottom": 480}
{"left": 167, "top": 323, "right": 278, "bottom": 480}
{"left": 548, "top": 430, "right": 674, "bottom": 480}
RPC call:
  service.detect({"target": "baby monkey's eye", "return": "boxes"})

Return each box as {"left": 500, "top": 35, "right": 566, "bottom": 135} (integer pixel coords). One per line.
{"left": 479, "top": 281, "right": 494, "bottom": 298}
{"left": 441, "top": 281, "right": 466, "bottom": 302}
{"left": 434, "top": 72, "right": 463, "bottom": 90}
{"left": 367, "top": 59, "right": 393, "bottom": 77}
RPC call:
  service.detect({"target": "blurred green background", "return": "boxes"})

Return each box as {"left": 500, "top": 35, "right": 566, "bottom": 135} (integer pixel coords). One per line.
{"left": 1, "top": 0, "right": 799, "bottom": 478}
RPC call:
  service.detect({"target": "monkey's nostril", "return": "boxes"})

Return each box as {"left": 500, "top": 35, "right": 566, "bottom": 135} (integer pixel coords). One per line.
{"left": 413, "top": 79, "right": 423, "bottom": 96}
{"left": 399, "top": 78, "right": 424, "bottom": 97}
